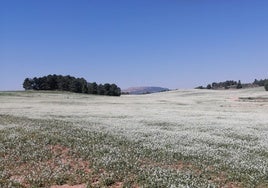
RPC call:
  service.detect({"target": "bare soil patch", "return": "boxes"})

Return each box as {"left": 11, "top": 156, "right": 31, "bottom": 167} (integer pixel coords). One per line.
{"left": 50, "top": 184, "right": 87, "bottom": 188}
{"left": 6, "top": 144, "right": 92, "bottom": 187}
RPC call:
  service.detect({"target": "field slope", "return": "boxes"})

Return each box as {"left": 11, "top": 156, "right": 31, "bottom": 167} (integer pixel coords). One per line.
{"left": 0, "top": 88, "right": 268, "bottom": 187}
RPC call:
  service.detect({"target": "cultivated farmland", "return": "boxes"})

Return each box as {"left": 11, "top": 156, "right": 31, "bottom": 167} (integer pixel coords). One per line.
{"left": 0, "top": 88, "right": 268, "bottom": 187}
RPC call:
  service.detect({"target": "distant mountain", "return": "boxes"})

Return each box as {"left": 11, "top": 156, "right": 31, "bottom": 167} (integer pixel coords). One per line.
{"left": 122, "top": 86, "right": 169, "bottom": 95}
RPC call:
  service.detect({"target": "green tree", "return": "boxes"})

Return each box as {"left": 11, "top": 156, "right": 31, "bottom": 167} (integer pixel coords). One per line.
{"left": 39, "top": 76, "right": 50, "bottom": 90}
{"left": 87, "top": 83, "right": 93, "bottom": 94}
{"left": 110, "top": 84, "right": 121, "bottom": 96}
{"left": 97, "top": 84, "right": 105, "bottom": 95}
{"left": 237, "top": 80, "right": 242, "bottom": 89}
{"left": 23, "top": 78, "right": 33, "bottom": 90}
{"left": 104, "top": 83, "right": 111, "bottom": 95}
{"left": 23, "top": 74, "right": 121, "bottom": 96}
{"left": 78, "top": 78, "right": 88, "bottom": 93}
{"left": 195, "top": 86, "right": 204, "bottom": 89}
{"left": 70, "top": 78, "right": 82, "bottom": 93}
{"left": 58, "top": 75, "right": 71, "bottom": 91}
{"left": 88, "top": 82, "right": 98, "bottom": 94}
{"left": 47, "top": 74, "right": 58, "bottom": 90}
{"left": 264, "top": 81, "right": 268, "bottom": 91}
{"left": 32, "top": 77, "right": 40, "bottom": 90}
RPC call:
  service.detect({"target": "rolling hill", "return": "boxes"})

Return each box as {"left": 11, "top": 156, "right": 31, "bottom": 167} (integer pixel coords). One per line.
{"left": 122, "top": 86, "right": 169, "bottom": 94}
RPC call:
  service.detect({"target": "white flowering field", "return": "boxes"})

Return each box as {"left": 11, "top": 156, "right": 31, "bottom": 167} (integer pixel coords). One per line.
{"left": 0, "top": 88, "right": 268, "bottom": 187}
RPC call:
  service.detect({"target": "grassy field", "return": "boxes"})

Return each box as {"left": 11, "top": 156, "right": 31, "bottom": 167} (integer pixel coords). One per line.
{"left": 0, "top": 88, "right": 268, "bottom": 188}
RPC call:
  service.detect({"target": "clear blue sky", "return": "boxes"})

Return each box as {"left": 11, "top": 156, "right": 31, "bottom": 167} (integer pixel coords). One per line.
{"left": 1, "top": 0, "right": 268, "bottom": 90}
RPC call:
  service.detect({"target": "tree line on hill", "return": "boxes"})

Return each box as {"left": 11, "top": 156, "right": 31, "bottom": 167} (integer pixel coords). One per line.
{"left": 254, "top": 78, "right": 268, "bottom": 91}
{"left": 196, "top": 78, "right": 268, "bottom": 91}
{"left": 23, "top": 74, "right": 121, "bottom": 96}
{"left": 196, "top": 80, "right": 242, "bottom": 90}
{"left": 253, "top": 79, "right": 268, "bottom": 87}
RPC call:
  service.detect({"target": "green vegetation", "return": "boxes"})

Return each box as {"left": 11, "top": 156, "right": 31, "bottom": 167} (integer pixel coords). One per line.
{"left": 197, "top": 78, "right": 268, "bottom": 90}
{"left": 23, "top": 74, "right": 121, "bottom": 96}
{"left": 196, "top": 80, "right": 239, "bottom": 90}
{"left": 253, "top": 78, "right": 268, "bottom": 91}
{"left": 0, "top": 115, "right": 215, "bottom": 187}
{"left": 236, "top": 80, "right": 242, "bottom": 89}
{"left": 0, "top": 89, "right": 268, "bottom": 187}
{"left": 253, "top": 78, "right": 268, "bottom": 87}
{"left": 265, "top": 81, "right": 268, "bottom": 91}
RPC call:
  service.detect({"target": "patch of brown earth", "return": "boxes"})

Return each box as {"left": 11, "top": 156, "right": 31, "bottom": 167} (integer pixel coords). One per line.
{"left": 50, "top": 184, "right": 86, "bottom": 188}
{"left": 48, "top": 145, "right": 91, "bottom": 173}
{"left": 5, "top": 144, "right": 92, "bottom": 188}
{"left": 109, "top": 182, "right": 123, "bottom": 188}
{"left": 221, "top": 182, "right": 243, "bottom": 188}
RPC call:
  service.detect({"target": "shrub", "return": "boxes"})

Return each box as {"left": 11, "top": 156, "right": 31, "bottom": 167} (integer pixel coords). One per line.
{"left": 206, "top": 84, "right": 212, "bottom": 89}
{"left": 236, "top": 80, "right": 242, "bottom": 89}
{"left": 264, "top": 81, "right": 268, "bottom": 91}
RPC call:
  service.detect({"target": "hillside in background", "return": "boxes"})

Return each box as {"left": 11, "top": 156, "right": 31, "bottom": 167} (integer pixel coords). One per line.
{"left": 122, "top": 86, "right": 169, "bottom": 95}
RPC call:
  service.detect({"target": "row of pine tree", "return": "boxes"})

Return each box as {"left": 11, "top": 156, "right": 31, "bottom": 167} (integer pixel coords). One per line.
{"left": 196, "top": 79, "right": 268, "bottom": 91}
{"left": 23, "top": 74, "right": 121, "bottom": 96}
